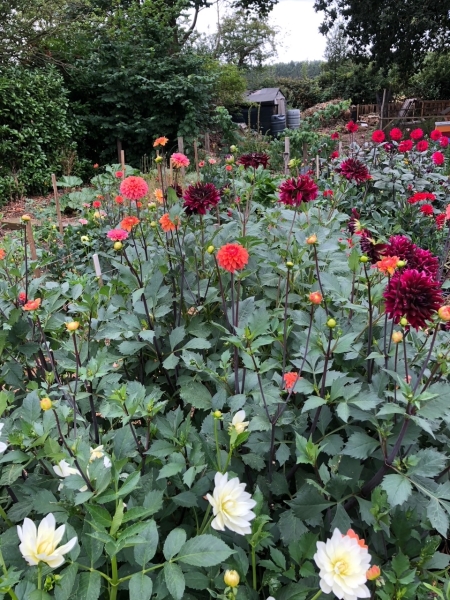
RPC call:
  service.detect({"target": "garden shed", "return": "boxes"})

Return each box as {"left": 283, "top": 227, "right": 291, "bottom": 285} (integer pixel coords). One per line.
{"left": 241, "top": 87, "right": 286, "bottom": 134}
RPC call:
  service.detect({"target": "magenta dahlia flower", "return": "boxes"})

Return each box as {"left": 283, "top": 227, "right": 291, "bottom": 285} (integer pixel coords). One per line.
{"left": 399, "top": 140, "right": 413, "bottom": 152}
{"left": 278, "top": 175, "right": 319, "bottom": 206}
{"left": 372, "top": 130, "right": 385, "bottom": 143}
{"left": 410, "top": 128, "right": 424, "bottom": 140}
{"left": 360, "top": 232, "right": 386, "bottom": 263}
{"left": 416, "top": 140, "right": 429, "bottom": 152}
{"left": 384, "top": 269, "right": 443, "bottom": 329}
{"left": 337, "top": 158, "right": 371, "bottom": 184}
{"left": 171, "top": 153, "right": 190, "bottom": 168}
{"left": 182, "top": 182, "right": 220, "bottom": 215}
{"left": 432, "top": 151, "right": 445, "bottom": 166}
{"left": 384, "top": 235, "right": 439, "bottom": 279}
{"left": 430, "top": 129, "right": 442, "bottom": 141}
{"left": 389, "top": 128, "right": 403, "bottom": 141}
{"left": 120, "top": 176, "right": 149, "bottom": 200}
{"left": 237, "top": 152, "right": 270, "bottom": 169}
{"left": 107, "top": 229, "right": 129, "bottom": 242}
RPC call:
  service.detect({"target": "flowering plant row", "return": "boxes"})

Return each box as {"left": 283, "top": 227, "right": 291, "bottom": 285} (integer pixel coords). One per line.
{"left": 0, "top": 134, "right": 449, "bottom": 599}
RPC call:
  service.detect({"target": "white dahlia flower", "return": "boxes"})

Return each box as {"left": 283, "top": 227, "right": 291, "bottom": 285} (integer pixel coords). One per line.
{"left": 0, "top": 423, "right": 8, "bottom": 453}
{"left": 17, "top": 513, "right": 77, "bottom": 568}
{"left": 231, "top": 410, "right": 249, "bottom": 434}
{"left": 313, "top": 528, "right": 372, "bottom": 600}
{"left": 206, "top": 472, "right": 256, "bottom": 535}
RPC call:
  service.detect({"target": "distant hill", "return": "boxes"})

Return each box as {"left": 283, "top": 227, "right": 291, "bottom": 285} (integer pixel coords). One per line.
{"left": 272, "top": 61, "right": 324, "bottom": 79}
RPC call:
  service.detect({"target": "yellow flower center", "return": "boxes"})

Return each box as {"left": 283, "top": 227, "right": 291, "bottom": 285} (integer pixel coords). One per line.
{"left": 333, "top": 559, "right": 349, "bottom": 575}
{"left": 221, "top": 497, "right": 237, "bottom": 515}
{"left": 37, "top": 539, "right": 55, "bottom": 555}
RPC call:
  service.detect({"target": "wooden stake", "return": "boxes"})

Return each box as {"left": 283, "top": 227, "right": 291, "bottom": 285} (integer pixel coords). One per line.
{"left": 51, "top": 174, "right": 63, "bottom": 235}
{"left": 283, "top": 136, "right": 290, "bottom": 175}
{"left": 338, "top": 141, "right": 343, "bottom": 155}
{"left": 117, "top": 138, "right": 122, "bottom": 164}
{"left": 205, "top": 132, "right": 210, "bottom": 153}
{"left": 120, "top": 150, "right": 125, "bottom": 176}
{"left": 194, "top": 140, "right": 199, "bottom": 180}
{"left": 26, "top": 221, "right": 41, "bottom": 278}
{"left": 92, "top": 254, "right": 103, "bottom": 287}
{"left": 302, "top": 142, "right": 308, "bottom": 164}
{"left": 316, "top": 155, "right": 320, "bottom": 178}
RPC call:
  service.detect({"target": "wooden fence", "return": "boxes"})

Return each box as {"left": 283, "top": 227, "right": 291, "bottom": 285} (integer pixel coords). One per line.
{"left": 356, "top": 99, "right": 450, "bottom": 120}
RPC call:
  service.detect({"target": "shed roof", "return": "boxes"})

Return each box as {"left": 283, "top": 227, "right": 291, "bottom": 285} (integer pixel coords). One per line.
{"left": 245, "top": 88, "right": 285, "bottom": 103}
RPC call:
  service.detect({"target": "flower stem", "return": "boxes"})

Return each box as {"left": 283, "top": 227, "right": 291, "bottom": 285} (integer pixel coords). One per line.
{"left": 198, "top": 504, "right": 212, "bottom": 535}
{"left": 110, "top": 556, "right": 118, "bottom": 600}
{"left": 214, "top": 418, "right": 221, "bottom": 471}
{"left": 363, "top": 263, "right": 374, "bottom": 382}
{"left": 37, "top": 563, "right": 42, "bottom": 590}
{"left": 251, "top": 544, "right": 257, "bottom": 590}
{"left": 0, "top": 504, "right": 12, "bottom": 527}
{"left": 308, "top": 591, "right": 322, "bottom": 600}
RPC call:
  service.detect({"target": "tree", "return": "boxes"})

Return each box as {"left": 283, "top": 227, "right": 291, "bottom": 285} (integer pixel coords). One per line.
{"left": 314, "top": 0, "right": 450, "bottom": 76}
{"left": 323, "top": 23, "right": 347, "bottom": 83}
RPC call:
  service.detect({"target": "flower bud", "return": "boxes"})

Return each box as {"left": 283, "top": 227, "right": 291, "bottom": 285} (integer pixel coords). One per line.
{"left": 359, "top": 255, "right": 369, "bottom": 263}
{"left": 114, "top": 241, "right": 123, "bottom": 251}
{"left": 327, "top": 318, "right": 337, "bottom": 329}
{"left": 40, "top": 397, "right": 52, "bottom": 411}
{"left": 306, "top": 234, "right": 318, "bottom": 245}
{"left": 207, "top": 245, "right": 215, "bottom": 254}
{"left": 21, "top": 214, "right": 31, "bottom": 222}
{"left": 391, "top": 331, "right": 403, "bottom": 343}
{"left": 148, "top": 202, "right": 156, "bottom": 209}
{"left": 309, "top": 291, "right": 323, "bottom": 305}
{"left": 366, "top": 565, "right": 381, "bottom": 581}
{"left": 66, "top": 321, "right": 80, "bottom": 332}
{"left": 224, "top": 570, "right": 240, "bottom": 588}
{"left": 155, "top": 156, "right": 163, "bottom": 164}
{"left": 81, "top": 236, "right": 89, "bottom": 242}
{"left": 93, "top": 211, "right": 101, "bottom": 219}
{"left": 438, "top": 306, "right": 450, "bottom": 321}
{"left": 213, "top": 410, "right": 222, "bottom": 419}
{"left": 150, "top": 221, "right": 157, "bottom": 227}
{"left": 286, "top": 261, "right": 294, "bottom": 268}
{"left": 400, "top": 317, "right": 408, "bottom": 326}
{"left": 397, "top": 260, "right": 406, "bottom": 267}
{"left": 230, "top": 145, "right": 237, "bottom": 153}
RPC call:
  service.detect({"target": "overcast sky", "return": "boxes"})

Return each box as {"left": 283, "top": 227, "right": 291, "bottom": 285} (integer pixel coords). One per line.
{"left": 194, "top": 0, "right": 327, "bottom": 62}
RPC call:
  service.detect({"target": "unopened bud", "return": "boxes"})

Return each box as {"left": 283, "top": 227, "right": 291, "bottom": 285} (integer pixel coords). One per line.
{"left": 366, "top": 566, "right": 381, "bottom": 581}
{"left": 207, "top": 245, "right": 215, "bottom": 254}
{"left": 306, "top": 234, "right": 318, "bottom": 245}
{"left": 286, "top": 261, "right": 294, "bottom": 268}
{"left": 66, "top": 321, "right": 80, "bottom": 332}
{"left": 397, "top": 260, "right": 406, "bottom": 267}
{"left": 114, "top": 241, "right": 123, "bottom": 251}
{"left": 21, "top": 214, "right": 31, "bottom": 222}
{"left": 391, "top": 331, "right": 403, "bottom": 343}
{"left": 327, "top": 318, "right": 337, "bottom": 329}
{"left": 438, "top": 306, "right": 450, "bottom": 321}
{"left": 213, "top": 410, "right": 222, "bottom": 419}
{"left": 359, "top": 255, "right": 369, "bottom": 263}
{"left": 40, "top": 397, "right": 52, "bottom": 411}
{"left": 400, "top": 317, "right": 408, "bottom": 327}
{"left": 224, "top": 570, "right": 240, "bottom": 588}
{"left": 309, "top": 291, "right": 323, "bottom": 305}
{"left": 155, "top": 156, "right": 163, "bottom": 164}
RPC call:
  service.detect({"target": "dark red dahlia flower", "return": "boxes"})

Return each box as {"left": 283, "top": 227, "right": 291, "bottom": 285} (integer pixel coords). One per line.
{"left": 278, "top": 175, "right": 319, "bottom": 206}
{"left": 237, "top": 152, "right": 270, "bottom": 169}
{"left": 390, "top": 128, "right": 403, "bottom": 141}
{"left": 348, "top": 208, "right": 364, "bottom": 235}
{"left": 182, "top": 182, "right": 220, "bottom": 215}
{"left": 360, "top": 232, "right": 386, "bottom": 263}
{"left": 337, "top": 158, "right": 371, "bottom": 184}
{"left": 436, "top": 213, "right": 447, "bottom": 229}
{"left": 399, "top": 140, "right": 413, "bottom": 152}
{"left": 384, "top": 269, "right": 443, "bottom": 329}
{"left": 330, "top": 151, "right": 339, "bottom": 159}
{"left": 384, "top": 235, "right": 439, "bottom": 279}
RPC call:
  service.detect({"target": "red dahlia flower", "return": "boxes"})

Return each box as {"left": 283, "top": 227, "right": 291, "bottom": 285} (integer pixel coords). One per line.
{"left": 389, "top": 128, "right": 403, "bottom": 141}
{"left": 331, "top": 132, "right": 339, "bottom": 140}
{"left": 432, "top": 151, "right": 445, "bottom": 165}
{"left": 440, "top": 136, "right": 449, "bottom": 148}
{"left": 283, "top": 372, "right": 300, "bottom": 391}
{"left": 384, "top": 269, "right": 443, "bottom": 329}
{"left": 92, "top": 200, "right": 101, "bottom": 208}
{"left": 420, "top": 204, "right": 434, "bottom": 215}
{"left": 430, "top": 129, "right": 442, "bottom": 141}
{"left": 384, "top": 235, "right": 439, "bottom": 279}
{"left": 416, "top": 140, "right": 428, "bottom": 152}
{"left": 217, "top": 243, "right": 249, "bottom": 272}
{"left": 279, "top": 175, "right": 319, "bottom": 206}
{"left": 120, "top": 216, "right": 140, "bottom": 231}
{"left": 237, "top": 152, "right": 270, "bottom": 169}
{"left": 372, "top": 130, "right": 385, "bottom": 143}
{"left": 399, "top": 140, "right": 413, "bottom": 152}
{"left": 330, "top": 151, "right": 339, "bottom": 159}
{"left": 337, "top": 158, "right": 371, "bottom": 184}
{"left": 182, "top": 182, "right": 220, "bottom": 215}
{"left": 410, "top": 128, "right": 424, "bottom": 140}
{"left": 18, "top": 292, "right": 27, "bottom": 306}
{"left": 408, "top": 192, "right": 436, "bottom": 204}
{"left": 436, "top": 213, "right": 447, "bottom": 229}
{"left": 346, "top": 121, "right": 358, "bottom": 133}
{"left": 323, "top": 190, "right": 334, "bottom": 197}
{"left": 120, "top": 176, "right": 149, "bottom": 200}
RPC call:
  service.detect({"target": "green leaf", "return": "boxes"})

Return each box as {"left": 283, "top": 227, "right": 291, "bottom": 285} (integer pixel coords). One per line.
{"left": 170, "top": 326, "right": 186, "bottom": 350}
{"left": 86, "top": 505, "right": 112, "bottom": 529}
{"left": 182, "top": 338, "right": 211, "bottom": 350}
{"left": 289, "top": 485, "right": 333, "bottom": 519}
{"left": 172, "top": 491, "right": 198, "bottom": 507}
{"left": 278, "top": 510, "right": 307, "bottom": 545}
{"left": 163, "top": 528, "right": 187, "bottom": 560}
{"left": 157, "top": 462, "right": 184, "bottom": 480}
{"left": 21, "top": 390, "right": 41, "bottom": 424}
{"left": 179, "top": 381, "right": 212, "bottom": 410}
{"left": 129, "top": 573, "right": 153, "bottom": 600}
{"left": 54, "top": 564, "right": 78, "bottom": 600}
{"left": 134, "top": 520, "right": 159, "bottom": 566}
{"left": 177, "top": 535, "right": 234, "bottom": 566}
{"left": 342, "top": 431, "right": 380, "bottom": 459}
{"left": 381, "top": 474, "right": 413, "bottom": 507}
{"left": 118, "top": 341, "right": 147, "bottom": 355}
{"left": 162, "top": 354, "right": 180, "bottom": 370}
{"left": 77, "top": 571, "right": 101, "bottom": 600}
{"left": 164, "top": 562, "right": 185, "bottom": 600}
{"left": 426, "top": 498, "right": 449, "bottom": 537}
{"left": 29, "top": 592, "right": 52, "bottom": 600}
{"left": 0, "top": 464, "right": 24, "bottom": 486}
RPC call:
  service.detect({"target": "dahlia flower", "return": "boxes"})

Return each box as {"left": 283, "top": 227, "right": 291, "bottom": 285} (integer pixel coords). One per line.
{"left": 440, "top": 136, "right": 449, "bottom": 148}
{"left": 337, "top": 158, "right": 371, "bottom": 184}
{"left": 314, "top": 528, "right": 371, "bottom": 600}
{"left": 384, "top": 235, "right": 439, "bottom": 279}
{"left": 384, "top": 269, "right": 443, "bottom": 329}
{"left": 92, "top": 200, "right": 101, "bottom": 208}
{"left": 436, "top": 213, "right": 447, "bottom": 229}
{"left": 120, "top": 176, "right": 149, "bottom": 200}
{"left": 107, "top": 229, "right": 129, "bottom": 242}
{"left": 420, "top": 204, "right": 434, "bottom": 215}
{"left": 217, "top": 243, "right": 249, "bottom": 272}
{"left": 231, "top": 410, "right": 249, "bottom": 434}
{"left": 398, "top": 140, "right": 413, "bottom": 152}
{"left": 183, "top": 182, "right": 221, "bottom": 215}
{"left": 331, "top": 151, "right": 339, "bottom": 159}
{"left": 115, "top": 195, "right": 124, "bottom": 204}
{"left": 359, "top": 233, "right": 386, "bottom": 263}
{"left": 115, "top": 171, "right": 123, "bottom": 178}
{"left": 171, "top": 153, "right": 190, "bottom": 168}
{"left": 416, "top": 140, "right": 428, "bottom": 152}
{"left": 430, "top": 129, "right": 442, "bottom": 141}
{"left": 153, "top": 136, "right": 168, "bottom": 147}
{"left": 90, "top": 445, "right": 112, "bottom": 468}
{"left": 159, "top": 213, "right": 179, "bottom": 232}
{"left": 23, "top": 298, "right": 41, "bottom": 311}
{"left": 0, "top": 423, "right": 7, "bottom": 453}
{"left": 407, "top": 192, "right": 436, "bottom": 204}
{"left": 53, "top": 459, "right": 80, "bottom": 479}
{"left": 323, "top": 189, "right": 334, "bottom": 197}
{"left": 237, "top": 152, "right": 270, "bottom": 169}
{"left": 373, "top": 255, "right": 399, "bottom": 275}
{"left": 309, "top": 291, "right": 323, "bottom": 304}
{"left": 18, "top": 514, "right": 77, "bottom": 568}
{"left": 283, "top": 372, "right": 300, "bottom": 391}
{"left": 346, "top": 121, "right": 358, "bottom": 133}
{"left": 206, "top": 472, "right": 256, "bottom": 535}
{"left": 78, "top": 219, "right": 88, "bottom": 225}
{"left": 389, "top": 128, "right": 403, "bottom": 141}
{"left": 154, "top": 189, "right": 164, "bottom": 203}
{"left": 438, "top": 306, "right": 450, "bottom": 321}
{"left": 410, "top": 128, "right": 424, "bottom": 140}
{"left": 366, "top": 566, "right": 381, "bottom": 581}
{"left": 278, "top": 175, "right": 319, "bottom": 206}
{"left": 348, "top": 208, "right": 365, "bottom": 235}
{"left": 432, "top": 151, "right": 445, "bottom": 165}
{"left": 371, "top": 130, "right": 385, "bottom": 143}
{"left": 331, "top": 132, "right": 339, "bottom": 139}
{"left": 120, "top": 216, "right": 140, "bottom": 232}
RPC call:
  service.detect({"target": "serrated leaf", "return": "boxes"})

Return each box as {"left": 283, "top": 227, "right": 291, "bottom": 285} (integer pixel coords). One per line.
{"left": 134, "top": 520, "right": 159, "bottom": 566}
{"left": 118, "top": 341, "right": 147, "bottom": 355}
{"left": 342, "top": 431, "right": 380, "bottom": 459}
{"left": 427, "top": 498, "right": 449, "bottom": 537}
{"left": 177, "top": 535, "right": 234, "bottom": 567}
{"left": 164, "top": 562, "right": 185, "bottom": 600}
{"left": 183, "top": 338, "right": 211, "bottom": 350}
{"left": 77, "top": 571, "right": 101, "bottom": 600}
{"left": 179, "top": 381, "right": 212, "bottom": 410}
{"left": 170, "top": 326, "right": 186, "bottom": 350}
{"left": 381, "top": 474, "right": 413, "bottom": 507}
{"left": 163, "top": 528, "right": 187, "bottom": 560}
{"left": 86, "top": 505, "right": 112, "bottom": 529}
{"left": 162, "top": 354, "right": 180, "bottom": 370}
{"left": 129, "top": 573, "right": 153, "bottom": 600}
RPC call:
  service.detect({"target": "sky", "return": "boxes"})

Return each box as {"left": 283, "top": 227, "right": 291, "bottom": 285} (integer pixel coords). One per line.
{"left": 194, "top": 0, "right": 327, "bottom": 63}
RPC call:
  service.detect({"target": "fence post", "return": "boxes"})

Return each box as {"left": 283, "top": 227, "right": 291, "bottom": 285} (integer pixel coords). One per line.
{"left": 194, "top": 140, "right": 199, "bottom": 180}
{"left": 205, "top": 133, "right": 210, "bottom": 153}
{"left": 178, "top": 136, "right": 185, "bottom": 179}
{"left": 51, "top": 174, "right": 63, "bottom": 235}
{"left": 302, "top": 142, "right": 308, "bottom": 165}
{"left": 283, "top": 137, "right": 290, "bottom": 175}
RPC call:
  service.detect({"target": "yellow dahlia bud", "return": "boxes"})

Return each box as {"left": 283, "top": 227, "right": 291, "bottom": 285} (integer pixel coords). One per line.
{"left": 286, "top": 261, "right": 294, "bottom": 268}
{"left": 66, "top": 321, "right": 80, "bottom": 332}
{"left": 155, "top": 156, "right": 164, "bottom": 164}
{"left": 400, "top": 317, "right": 408, "bottom": 327}
{"left": 327, "top": 318, "right": 337, "bottom": 329}
{"left": 207, "top": 245, "right": 215, "bottom": 254}
{"left": 213, "top": 410, "right": 222, "bottom": 419}
{"left": 150, "top": 221, "right": 157, "bottom": 227}
{"left": 21, "top": 214, "right": 31, "bottom": 222}
{"left": 306, "top": 234, "right": 318, "bottom": 245}
{"left": 397, "top": 260, "right": 406, "bottom": 267}
{"left": 114, "top": 241, "right": 123, "bottom": 251}
{"left": 40, "top": 397, "right": 52, "bottom": 411}
{"left": 391, "top": 331, "right": 403, "bottom": 343}
{"left": 224, "top": 570, "right": 240, "bottom": 588}
{"left": 359, "top": 255, "right": 369, "bottom": 263}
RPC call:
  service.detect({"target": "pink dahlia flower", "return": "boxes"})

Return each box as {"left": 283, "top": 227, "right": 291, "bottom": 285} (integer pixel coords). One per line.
{"left": 107, "top": 229, "right": 129, "bottom": 242}
{"left": 120, "top": 176, "right": 149, "bottom": 200}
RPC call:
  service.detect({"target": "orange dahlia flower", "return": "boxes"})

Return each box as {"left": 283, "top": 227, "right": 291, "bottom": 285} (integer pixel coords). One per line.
{"left": 159, "top": 213, "right": 179, "bottom": 232}
{"left": 154, "top": 189, "right": 164, "bottom": 203}
{"left": 120, "top": 216, "right": 140, "bottom": 232}
{"left": 216, "top": 243, "right": 249, "bottom": 272}
{"left": 23, "top": 298, "right": 41, "bottom": 311}
{"left": 0, "top": 249, "right": 6, "bottom": 260}
{"left": 373, "top": 255, "right": 399, "bottom": 276}
{"left": 283, "top": 372, "right": 301, "bottom": 391}
{"left": 153, "top": 136, "right": 169, "bottom": 147}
